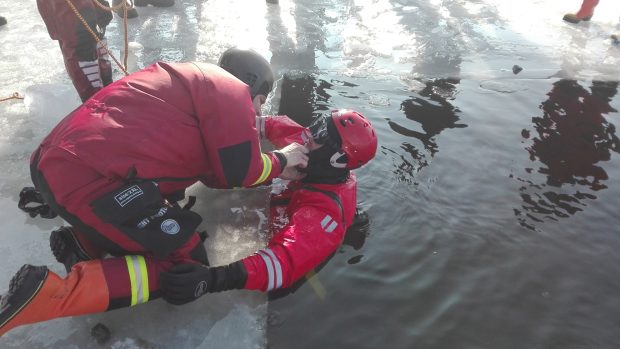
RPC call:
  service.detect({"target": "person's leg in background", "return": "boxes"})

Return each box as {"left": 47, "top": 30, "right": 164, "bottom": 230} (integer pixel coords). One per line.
{"left": 36, "top": 0, "right": 113, "bottom": 102}
{"left": 563, "top": 0, "right": 600, "bottom": 24}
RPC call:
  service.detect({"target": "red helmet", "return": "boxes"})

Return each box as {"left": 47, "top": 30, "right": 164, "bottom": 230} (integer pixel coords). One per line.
{"left": 330, "top": 109, "right": 377, "bottom": 169}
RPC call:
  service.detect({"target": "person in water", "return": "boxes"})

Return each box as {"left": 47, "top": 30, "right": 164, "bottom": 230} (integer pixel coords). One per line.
{"left": 160, "top": 110, "right": 378, "bottom": 302}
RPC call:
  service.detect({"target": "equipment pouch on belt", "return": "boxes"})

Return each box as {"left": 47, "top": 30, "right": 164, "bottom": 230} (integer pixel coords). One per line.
{"left": 91, "top": 181, "right": 202, "bottom": 259}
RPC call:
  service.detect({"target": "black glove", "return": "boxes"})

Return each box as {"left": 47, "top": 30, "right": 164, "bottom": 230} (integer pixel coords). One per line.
{"left": 160, "top": 262, "right": 248, "bottom": 305}
{"left": 272, "top": 150, "right": 287, "bottom": 172}
{"left": 160, "top": 264, "right": 213, "bottom": 305}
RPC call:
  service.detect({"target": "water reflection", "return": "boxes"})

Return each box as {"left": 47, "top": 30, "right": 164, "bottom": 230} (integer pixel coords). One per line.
{"left": 517, "top": 79, "right": 619, "bottom": 229}
{"left": 378, "top": 1, "right": 476, "bottom": 184}
{"left": 106, "top": 0, "right": 205, "bottom": 66}
{"left": 278, "top": 73, "right": 333, "bottom": 126}
{"left": 265, "top": 0, "right": 332, "bottom": 71}
{"left": 399, "top": 78, "right": 466, "bottom": 155}
{"left": 387, "top": 78, "right": 466, "bottom": 182}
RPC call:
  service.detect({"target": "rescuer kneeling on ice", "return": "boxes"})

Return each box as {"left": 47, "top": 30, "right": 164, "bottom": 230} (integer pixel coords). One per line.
{"left": 0, "top": 48, "right": 310, "bottom": 336}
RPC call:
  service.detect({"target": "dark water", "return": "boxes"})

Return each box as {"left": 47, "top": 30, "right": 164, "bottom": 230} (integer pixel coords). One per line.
{"left": 267, "top": 71, "right": 620, "bottom": 348}
{"left": 93, "top": 0, "right": 620, "bottom": 347}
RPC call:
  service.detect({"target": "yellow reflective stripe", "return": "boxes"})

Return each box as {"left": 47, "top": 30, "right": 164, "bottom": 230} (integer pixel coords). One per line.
{"left": 251, "top": 153, "right": 273, "bottom": 186}
{"left": 305, "top": 269, "right": 326, "bottom": 300}
{"left": 124, "top": 255, "right": 150, "bottom": 306}
{"left": 138, "top": 255, "right": 149, "bottom": 303}
{"left": 125, "top": 256, "right": 138, "bottom": 306}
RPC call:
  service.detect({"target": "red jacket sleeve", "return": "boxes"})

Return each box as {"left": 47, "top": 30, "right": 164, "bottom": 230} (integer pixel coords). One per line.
{"left": 257, "top": 115, "right": 307, "bottom": 148}
{"left": 189, "top": 63, "right": 282, "bottom": 188}
{"left": 241, "top": 195, "right": 345, "bottom": 291}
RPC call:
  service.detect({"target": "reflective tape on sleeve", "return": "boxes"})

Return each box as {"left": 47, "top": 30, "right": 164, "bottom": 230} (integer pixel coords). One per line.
{"left": 124, "top": 255, "right": 150, "bottom": 306}
{"left": 251, "top": 153, "right": 273, "bottom": 186}
{"left": 258, "top": 248, "right": 283, "bottom": 291}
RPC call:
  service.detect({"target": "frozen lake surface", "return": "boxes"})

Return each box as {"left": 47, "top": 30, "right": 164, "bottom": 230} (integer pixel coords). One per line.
{"left": 1, "top": 0, "right": 620, "bottom": 348}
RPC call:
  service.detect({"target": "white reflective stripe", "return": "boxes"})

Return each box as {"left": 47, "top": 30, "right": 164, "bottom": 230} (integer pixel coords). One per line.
{"left": 78, "top": 60, "right": 101, "bottom": 88}
{"left": 81, "top": 65, "right": 100, "bottom": 76}
{"left": 326, "top": 221, "right": 338, "bottom": 233}
{"left": 78, "top": 60, "right": 98, "bottom": 68}
{"left": 258, "top": 251, "right": 276, "bottom": 291}
{"left": 85, "top": 72, "right": 98, "bottom": 78}
{"left": 262, "top": 248, "right": 283, "bottom": 289}
{"left": 320, "top": 215, "right": 332, "bottom": 228}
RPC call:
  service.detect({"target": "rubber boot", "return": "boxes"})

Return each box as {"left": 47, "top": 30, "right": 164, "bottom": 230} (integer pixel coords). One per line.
{"left": 0, "top": 261, "right": 109, "bottom": 337}
{"left": 1, "top": 234, "right": 206, "bottom": 336}
{"left": 134, "top": 0, "right": 175, "bottom": 7}
{"left": 112, "top": 0, "right": 138, "bottom": 18}
{"left": 563, "top": 0, "right": 599, "bottom": 23}
{"left": 50, "top": 227, "right": 102, "bottom": 273}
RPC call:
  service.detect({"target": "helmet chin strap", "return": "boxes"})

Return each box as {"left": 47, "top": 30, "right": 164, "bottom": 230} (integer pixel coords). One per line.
{"left": 329, "top": 151, "right": 347, "bottom": 169}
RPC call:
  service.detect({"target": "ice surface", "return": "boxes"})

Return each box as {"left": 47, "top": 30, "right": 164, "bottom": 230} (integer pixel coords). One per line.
{"left": 1, "top": 0, "right": 620, "bottom": 347}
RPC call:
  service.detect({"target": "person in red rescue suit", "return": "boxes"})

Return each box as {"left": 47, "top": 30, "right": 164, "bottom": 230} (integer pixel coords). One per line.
{"left": 0, "top": 48, "right": 310, "bottom": 336}
{"left": 159, "top": 109, "right": 378, "bottom": 303}
{"left": 37, "top": 0, "right": 114, "bottom": 102}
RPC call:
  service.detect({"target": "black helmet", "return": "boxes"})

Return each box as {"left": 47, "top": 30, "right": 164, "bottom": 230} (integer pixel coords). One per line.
{"left": 218, "top": 47, "right": 275, "bottom": 99}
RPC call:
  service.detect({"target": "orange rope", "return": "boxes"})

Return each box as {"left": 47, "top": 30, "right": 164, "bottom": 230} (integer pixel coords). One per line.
{"left": 63, "top": 0, "right": 130, "bottom": 76}
{"left": 91, "top": 0, "right": 131, "bottom": 69}
{"left": 0, "top": 92, "right": 24, "bottom": 102}
{"left": 2, "top": 1, "right": 133, "bottom": 104}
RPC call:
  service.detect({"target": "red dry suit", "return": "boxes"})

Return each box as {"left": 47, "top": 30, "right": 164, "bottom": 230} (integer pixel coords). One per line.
{"left": 0, "top": 113, "right": 351, "bottom": 337}
{"left": 242, "top": 116, "right": 357, "bottom": 291}
{"left": 33, "top": 61, "right": 283, "bottom": 255}
{"left": 23, "top": 62, "right": 283, "bottom": 313}
{"left": 36, "top": 0, "right": 113, "bottom": 101}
